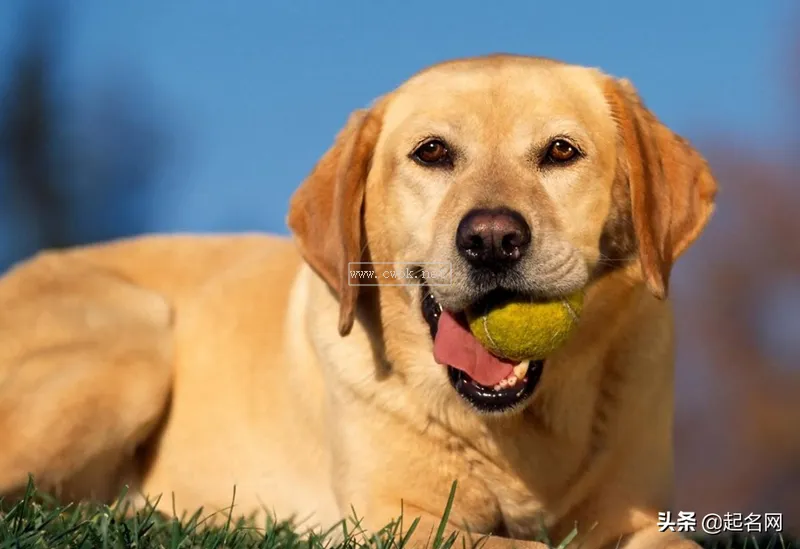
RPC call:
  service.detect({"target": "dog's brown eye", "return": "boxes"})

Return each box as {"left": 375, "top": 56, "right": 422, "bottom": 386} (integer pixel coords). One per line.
{"left": 546, "top": 139, "right": 578, "bottom": 163}
{"left": 413, "top": 140, "right": 451, "bottom": 166}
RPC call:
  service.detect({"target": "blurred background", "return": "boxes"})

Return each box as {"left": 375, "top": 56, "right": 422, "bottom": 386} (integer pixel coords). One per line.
{"left": 0, "top": 0, "right": 797, "bottom": 532}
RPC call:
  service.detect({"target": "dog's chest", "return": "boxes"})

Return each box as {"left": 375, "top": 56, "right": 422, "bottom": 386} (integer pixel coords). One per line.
{"left": 457, "top": 428, "right": 585, "bottom": 540}
{"left": 465, "top": 456, "right": 552, "bottom": 539}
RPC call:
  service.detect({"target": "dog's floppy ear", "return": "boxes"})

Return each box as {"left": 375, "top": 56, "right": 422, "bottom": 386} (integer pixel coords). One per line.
{"left": 604, "top": 78, "right": 718, "bottom": 299}
{"left": 287, "top": 107, "right": 383, "bottom": 336}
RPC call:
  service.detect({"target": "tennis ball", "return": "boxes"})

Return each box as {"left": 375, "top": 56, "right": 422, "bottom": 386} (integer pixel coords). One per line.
{"left": 465, "top": 292, "right": 584, "bottom": 362}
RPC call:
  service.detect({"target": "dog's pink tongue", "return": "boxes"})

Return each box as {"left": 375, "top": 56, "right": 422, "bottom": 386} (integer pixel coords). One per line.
{"left": 433, "top": 310, "right": 514, "bottom": 387}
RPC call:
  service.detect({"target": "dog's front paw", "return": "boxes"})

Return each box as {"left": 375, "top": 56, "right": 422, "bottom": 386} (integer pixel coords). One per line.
{"left": 617, "top": 527, "right": 701, "bottom": 549}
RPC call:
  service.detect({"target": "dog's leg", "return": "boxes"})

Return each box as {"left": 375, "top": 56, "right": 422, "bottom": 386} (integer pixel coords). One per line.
{"left": 357, "top": 504, "right": 549, "bottom": 549}
{"left": 614, "top": 525, "right": 701, "bottom": 549}
{"left": 0, "top": 251, "right": 174, "bottom": 503}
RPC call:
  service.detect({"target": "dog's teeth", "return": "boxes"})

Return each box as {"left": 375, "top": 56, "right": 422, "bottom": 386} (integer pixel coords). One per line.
{"left": 491, "top": 364, "right": 528, "bottom": 392}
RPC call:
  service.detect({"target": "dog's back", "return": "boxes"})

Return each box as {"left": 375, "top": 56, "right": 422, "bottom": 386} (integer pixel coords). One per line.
{"left": 0, "top": 234, "right": 332, "bottom": 519}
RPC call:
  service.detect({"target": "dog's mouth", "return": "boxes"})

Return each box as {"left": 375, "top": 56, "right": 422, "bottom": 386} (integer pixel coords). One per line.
{"left": 421, "top": 284, "right": 543, "bottom": 414}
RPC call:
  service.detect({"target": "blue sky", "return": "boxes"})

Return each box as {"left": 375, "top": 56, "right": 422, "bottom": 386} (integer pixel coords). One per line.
{"left": 0, "top": 0, "right": 794, "bottom": 245}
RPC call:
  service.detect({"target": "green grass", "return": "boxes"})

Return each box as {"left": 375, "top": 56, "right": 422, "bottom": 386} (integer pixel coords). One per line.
{"left": 0, "top": 480, "right": 795, "bottom": 549}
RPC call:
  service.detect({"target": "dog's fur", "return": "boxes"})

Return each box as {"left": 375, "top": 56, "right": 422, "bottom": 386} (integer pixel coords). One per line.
{"left": 0, "top": 55, "right": 717, "bottom": 549}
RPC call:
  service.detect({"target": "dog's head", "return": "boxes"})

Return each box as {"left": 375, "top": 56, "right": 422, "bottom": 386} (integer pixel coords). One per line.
{"left": 288, "top": 55, "right": 717, "bottom": 415}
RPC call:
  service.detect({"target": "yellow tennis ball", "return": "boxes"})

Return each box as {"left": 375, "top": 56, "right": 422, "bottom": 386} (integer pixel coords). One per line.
{"left": 465, "top": 292, "right": 584, "bottom": 362}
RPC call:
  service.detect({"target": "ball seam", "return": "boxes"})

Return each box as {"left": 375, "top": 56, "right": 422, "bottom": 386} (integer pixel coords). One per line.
{"left": 480, "top": 303, "right": 502, "bottom": 355}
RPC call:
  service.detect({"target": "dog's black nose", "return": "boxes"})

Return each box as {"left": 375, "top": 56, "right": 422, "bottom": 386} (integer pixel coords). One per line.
{"left": 456, "top": 207, "right": 531, "bottom": 269}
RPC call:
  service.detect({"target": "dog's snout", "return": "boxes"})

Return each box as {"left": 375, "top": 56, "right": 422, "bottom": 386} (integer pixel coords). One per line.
{"left": 456, "top": 207, "right": 531, "bottom": 269}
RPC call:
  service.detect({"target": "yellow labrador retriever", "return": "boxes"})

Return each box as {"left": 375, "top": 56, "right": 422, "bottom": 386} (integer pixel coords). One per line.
{"left": 0, "top": 55, "right": 717, "bottom": 549}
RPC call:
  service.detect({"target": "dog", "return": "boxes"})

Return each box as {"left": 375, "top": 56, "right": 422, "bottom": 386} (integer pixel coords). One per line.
{"left": 0, "top": 54, "right": 717, "bottom": 549}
